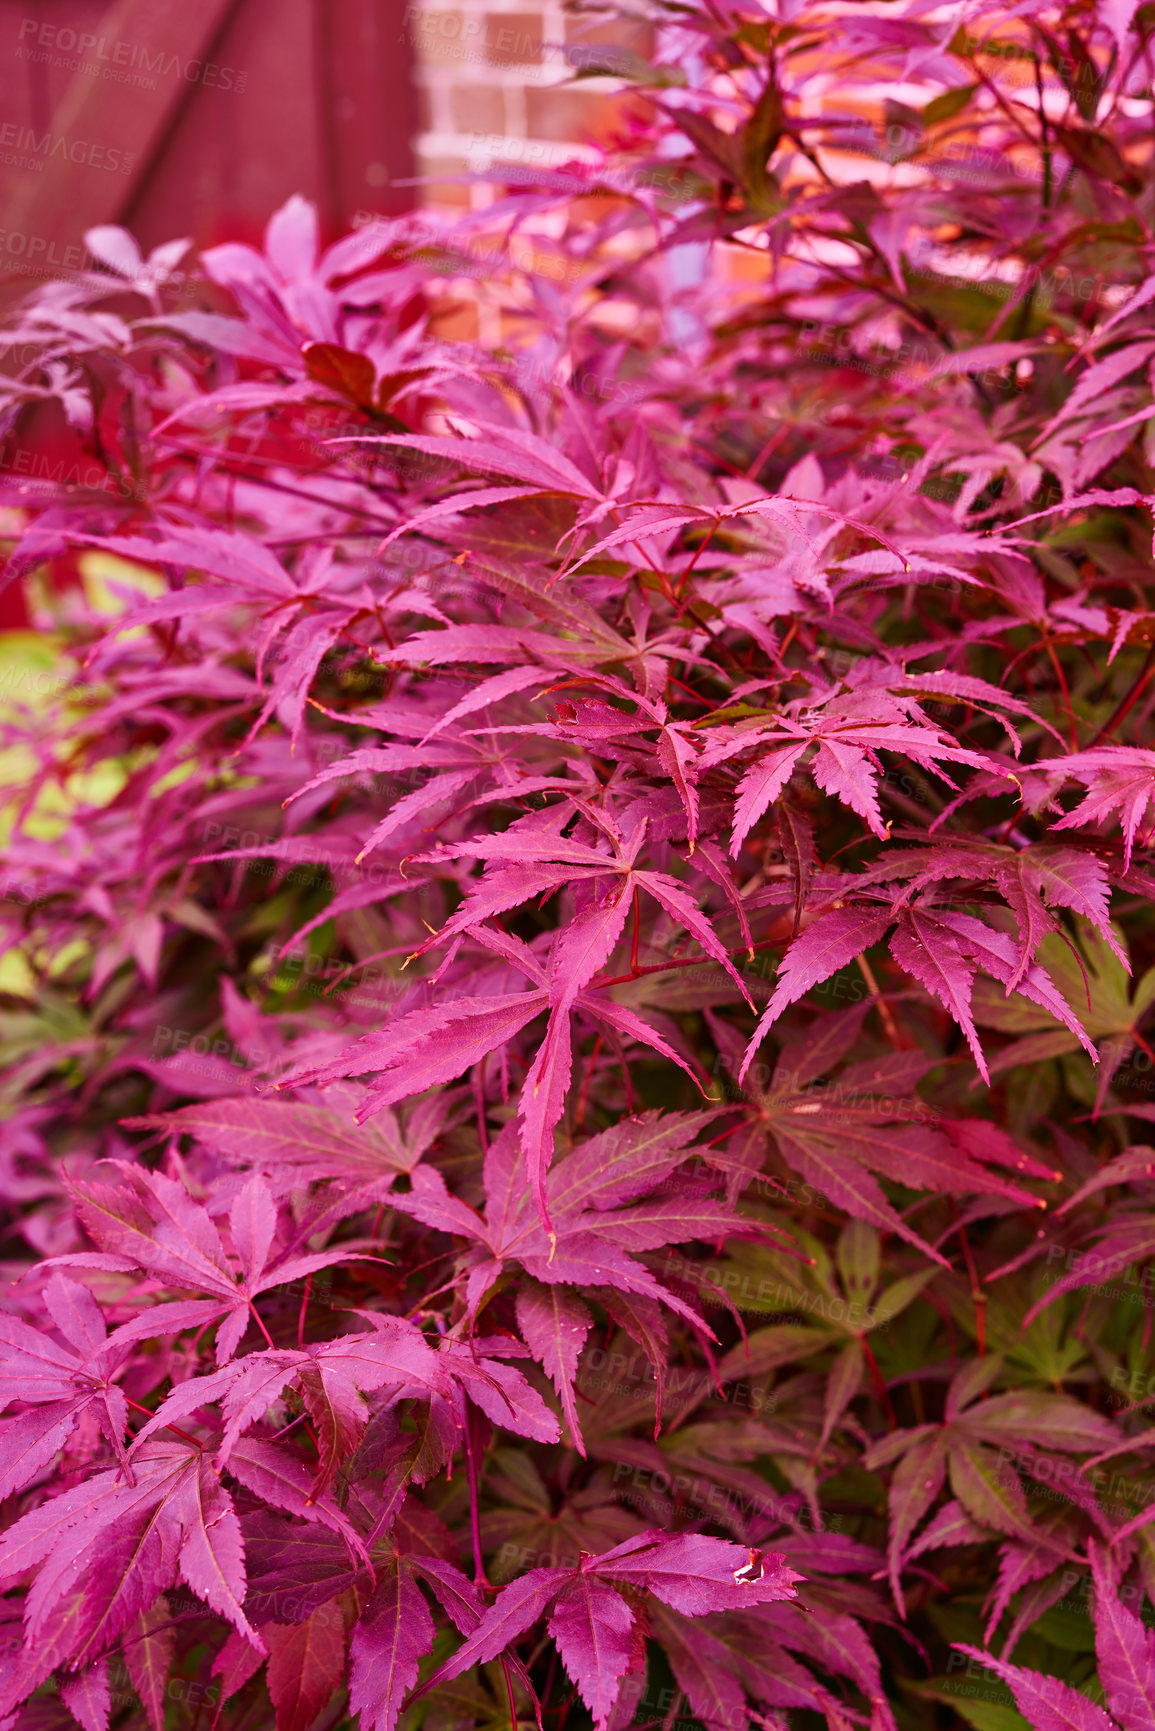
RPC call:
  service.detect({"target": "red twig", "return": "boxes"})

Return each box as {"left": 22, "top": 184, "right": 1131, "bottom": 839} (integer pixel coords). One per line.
{"left": 297, "top": 1272, "right": 313, "bottom": 1351}
{"left": 1042, "top": 637, "right": 1079, "bottom": 752}
{"left": 124, "top": 1395, "right": 203, "bottom": 1450}
{"left": 950, "top": 1202, "right": 987, "bottom": 1361}
{"left": 1091, "top": 644, "right": 1155, "bottom": 746}
{"left": 461, "top": 1401, "right": 491, "bottom": 1590}
{"left": 575, "top": 1033, "right": 603, "bottom": 1128}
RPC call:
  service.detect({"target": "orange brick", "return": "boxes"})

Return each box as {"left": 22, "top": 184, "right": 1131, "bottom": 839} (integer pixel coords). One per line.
{"left": 562, "top": 15, "right": 653, "bottom": 74}
{"left": 524, "top": 87, "right": 646, "bottom": 146}
{"left": 450, "top": 83, "right": 507, "bottom": 134}
{"left": 410, "top": 9, "right": 470, "bottom": 63}
{"left": 415, "top": 155, "right": 473, "bottom": 210}
{"left": 429, "top": 298, "right": 480, "bottom": 341}
{"left": 484, "top": 13, "right": 543, "bottom": 66}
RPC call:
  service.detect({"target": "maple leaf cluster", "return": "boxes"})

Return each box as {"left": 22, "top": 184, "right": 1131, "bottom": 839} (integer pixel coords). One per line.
{"left": 1, "top": 2, "right": 1155, "bottom": 1729}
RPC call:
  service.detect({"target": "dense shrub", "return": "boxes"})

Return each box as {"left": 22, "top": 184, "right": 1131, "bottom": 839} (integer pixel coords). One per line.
{"left": 1, "top": 2, "right": 1155, "bottom": 1727}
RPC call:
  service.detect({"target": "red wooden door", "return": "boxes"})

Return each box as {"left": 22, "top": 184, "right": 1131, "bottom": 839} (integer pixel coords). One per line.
{"left": 0, "top": 0, "right": 417, "bottom": 278}
{"left": 0, "top": 0, "right": 417, "bottom": 624}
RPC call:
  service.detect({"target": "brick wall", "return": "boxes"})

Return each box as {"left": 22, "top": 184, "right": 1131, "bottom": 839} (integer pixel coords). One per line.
{"left": 401, "top": 2, "right": 652, "bottom": 210}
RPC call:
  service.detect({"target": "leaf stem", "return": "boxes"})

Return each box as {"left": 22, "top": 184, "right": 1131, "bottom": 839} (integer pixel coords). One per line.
{"left": 501, "top": 1656, "right": 518, "bottom": 1731}
{"left": 297, "top": 1272, "right": 313, "bottom": 1351}
{"left": 248, "top": 1299, "right": 278, "bottom": 1351}
{"left": 124, "top": 1395, "right": 203, "bottom": 1450}
{"left": 856, "top": 953, "right": 902, "bottom": 1048}
{"left": 1042, "top": 637, "right": 1079, "bottom": 751}
{"left": 597, "top": 932, "right": 781, "bottom": 991}
{"left": 950, "top": 1203, "right": 987, "bottom": 1360}
{"left": 1090, "top": 644, "right": 1155, "bottom": 746}
{"left": 861, "top": 1338, "right": 897, "bottom": 1429}
{"left": 575, "top": 1033, "right": 603, "bottom": 1129}
{"left": 461, "top": 1400, "right": 491, "bottom": 1590}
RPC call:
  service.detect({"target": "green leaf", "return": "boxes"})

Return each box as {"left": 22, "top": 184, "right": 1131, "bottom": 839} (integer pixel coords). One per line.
{"left": 920, "top": 1683, "right": 1031, "bottom": 1731}
{"left": 921, "top": 83, "right": 976, "bottom": 125}
{"left": 948, "top": 1443, "right": 1051, "bottom": 1549}
{"left": 870, "top": 1270, "right": 938, "bottom": 1330}
{"left": 836, "top": 1218, "right": 880, "bottom": 1307}
{"left": 922, "top": 84, "right": 978, "bottom": 125}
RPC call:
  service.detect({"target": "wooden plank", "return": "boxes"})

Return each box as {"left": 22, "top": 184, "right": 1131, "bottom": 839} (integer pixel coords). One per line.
{"left": 0, "top": 0, "right": 241, "bottom": 257}
{"left": 0, "top": 0, "right": 416, "bottom": 270}
{"left": 122, "top": 0, "right": 322, "bottom": 252}
{"left": 315, "top": 0, "right": 420, "bottom": 234}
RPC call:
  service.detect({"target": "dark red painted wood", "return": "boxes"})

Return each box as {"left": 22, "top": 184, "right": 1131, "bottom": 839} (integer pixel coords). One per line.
{"left": 0, "top": 0, "right": 416, "bottom": 269}
{"left": 0, "top": 0, "right": 416, "bottom": 623}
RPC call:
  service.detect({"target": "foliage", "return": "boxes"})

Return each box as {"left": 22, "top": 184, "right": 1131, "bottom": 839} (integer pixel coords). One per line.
{"left": 1, "top": 1, "right": 1155, "bottom": 1728}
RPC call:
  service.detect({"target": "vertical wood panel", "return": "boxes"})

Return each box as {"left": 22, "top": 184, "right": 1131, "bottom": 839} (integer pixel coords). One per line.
{"left": 0, "top": 0, "right": 416, "bottom": 272}
{"left": 315, "top": 0, "right": 421, "bottom": 234}
{"left": 122, "top": 0, "right": 321, "bottom": 250}
{"left": 1, "top": 0, "right": 242, "bottom": 257}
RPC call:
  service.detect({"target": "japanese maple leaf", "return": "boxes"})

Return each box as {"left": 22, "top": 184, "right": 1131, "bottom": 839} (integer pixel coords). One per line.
{"left": 282, "top": 867, "right": 733, "bottom": 1226}
{"left": 391, "top": 1113, "right": 751, "bottom": 1408}
{"left": 712, "top": 1001, "right": 1052, "bottom": 1265}
{"left": 463, "top": 677, "right": 707, "bottom": 849}
{"left": 400, "top": 816, "right": 748, "bottom": 1219}
{"left": 250, "top": 1467, "right": 488, "bottom": 1731}
{"left": 120, "top": 1597, "right": 175, "bottom": 1731}
{"left": 742, "top": 899, "right": 1095, "bottom": 1088}
{"left": 248, "top": 1491, "right": 484, "bottom": 1731}
{"left": 1022, "top": 1144, "right": 1155, "bottom": 1325}
{"left": 423, "top": 1530, "right": 800, "bottom": 1731}
{"left": 1048, "top": 747, "right": 1155, "bottom": 868}
{"left": 348, "top": 1564, "right": 447, "bottom": 1731}
{"left": 697, "top": 684, "right": 993, "bottom": 853}
{"left": 865, "top": 1357, "right": 1118, "bottom": 1616}
{"left": 1085, "top": 1539, "right": 1155, "bottom": 1731}
{"left": 0, "top": 1436, "right": 261, "bottom": 1722}
{"left": 248, "top": 603, "right": 361, "bottom": 749}
{"left": 264, "top": 1606, "right": 349, "bottom": 1731}
{"left": 0, "top": 1273, "right": 131, "bottom": 1499}
{"left": 281, "top": 736, "right": 498, "bottom": 864}
{"left": 408, "top": 814, "right": 749, "bottom": 1000}
{"left": 979, "top": 1506, "right": 1082, "bottom": 1646}
{"left": 131, "top": 1316, "right": 452, "bottom": 1488}
{"left": 953, "top": 1644, "right": 1118, "bottom": 1731}
{"left": 128, "top": 1093, "right": 442, "bottom": 1202}
{"left": 514, "top": 1282, "right": 594, "bottom": 1456}
{"left": 71, "top": 525, "right": 301, "bottom": 649}
{"left": 338, "top": 420, "right": 614, "bottom": 555}
{"left": 563, "top": 484, "right": 905, "bottom": 587}
{"left": 649, "top": 1598, "right": 868, "bottom": 1731}
{"left": 134, "top": 1316, "right": 556, "bottom": 1495}
{"left": 973, "top": 922, "right": 1155, "bottom": 1115}
{"left": 887, "top": 836, "right": 1125, "bottom": 989}
{"left": 437, "top": 1333, "right": 561, "bottom": 1446}
{"left": 243, "top": 1491, "right": 395, "bottom": 1629}
{"left": 47, "top": 1164, "right": 374, "bottom": 1364}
